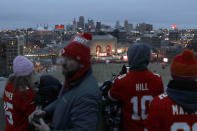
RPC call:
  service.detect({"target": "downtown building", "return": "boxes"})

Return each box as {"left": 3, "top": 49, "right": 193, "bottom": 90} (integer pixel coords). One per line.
{"left": 141, "top": 34, "right": 162, "bottom": 48}
{"left": 77, "top": 16, "right": 85, "bottom": 30}
{"left": 85, "top": 18, "right": 95, "bottom": 31}
{"left": 188, "top": 34, "right": 197, "bottom": 52}
{"left": 96, "top": 21, "right": 102, "bottom": 32}
{"left": 124, "top": 20, "right": 133, "bottom": 34}
{"left": 88, "top": 34, "right": 117, "bottom": 56}
{"left": 0, "top": 35, "right": 24, "bottom": 76}
{"left": 136, "top": 23, "right": 153, "bottom": 33}
{"left": 169, "top": 30, "right": 180, "bottom": 41}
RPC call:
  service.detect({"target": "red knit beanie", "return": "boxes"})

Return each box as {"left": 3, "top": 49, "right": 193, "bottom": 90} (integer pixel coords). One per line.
{"left": 171, "top": 49, "right": 197, "bottom": 80}
{"left": 62, "top": 33, "right": 92, "bottom": 66}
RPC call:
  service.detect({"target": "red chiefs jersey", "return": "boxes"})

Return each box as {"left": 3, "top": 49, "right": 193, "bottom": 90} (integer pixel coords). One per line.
{"left": 146, "top": 93, "right": 197, "bottom": 131}
{"left": 3, "top": 81, "right": 35, "bottom": 131}
{"left": 109, "top": 70, "right": 164, "bottom": 131}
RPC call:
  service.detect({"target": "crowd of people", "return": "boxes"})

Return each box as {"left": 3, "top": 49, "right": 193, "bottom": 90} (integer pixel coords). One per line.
{"left": 3, "top": 32, "right": 197, "bottom": 131}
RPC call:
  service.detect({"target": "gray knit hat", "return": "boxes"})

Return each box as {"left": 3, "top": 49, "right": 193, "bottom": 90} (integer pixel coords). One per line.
{"left": 127, "top": 43, "right": 151, "bottom": 71}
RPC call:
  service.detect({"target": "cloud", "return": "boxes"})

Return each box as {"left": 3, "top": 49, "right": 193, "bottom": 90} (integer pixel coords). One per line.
{"left": 0, "top": 0, "right": 197, "bottom": 29}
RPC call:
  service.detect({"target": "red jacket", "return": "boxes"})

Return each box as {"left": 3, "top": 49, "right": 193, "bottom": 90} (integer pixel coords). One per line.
{"left": 3, "top": 82, "right": 35, "bottom": 131}
{"left": 146, "top": 93, "right": 197, "bottom": 131}
{"left": 109, "top": 70, "right": 164, "bottom": 131}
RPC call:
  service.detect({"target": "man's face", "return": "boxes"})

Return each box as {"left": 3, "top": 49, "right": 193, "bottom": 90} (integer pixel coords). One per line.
{"left": 61, "top": 56, "right": 81, "bottom": 78}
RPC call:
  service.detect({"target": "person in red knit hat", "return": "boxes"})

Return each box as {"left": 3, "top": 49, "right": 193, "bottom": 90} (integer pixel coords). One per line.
{"left": 60, "top": 32, "right": 92, "bottom": 85}
{"left": 146, "top": 49, "right": 197, "bottom": 131}
{"left": 29, "top": 33, "right": 102, "bottom": 131}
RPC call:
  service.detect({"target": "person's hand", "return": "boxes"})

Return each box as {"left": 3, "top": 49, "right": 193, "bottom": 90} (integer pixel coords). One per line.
{"left": 32, "top": 118, "right": 50, "bottom": 131}
{"left": 28, "top": 109, "right": 46, "bottom": 124}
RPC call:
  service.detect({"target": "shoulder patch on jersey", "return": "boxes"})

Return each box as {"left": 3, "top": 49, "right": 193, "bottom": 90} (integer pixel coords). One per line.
{"left": 158, "top": 93, "right": 168, "bottom": 100}
{"left": 153, "top": 73, "right": 160, "bottom": 77}
{"left": 25, "top": 86, "right": 30, "bottom": 90}
{"left": 117, "top": 74, "right": 127, "bottom": 80}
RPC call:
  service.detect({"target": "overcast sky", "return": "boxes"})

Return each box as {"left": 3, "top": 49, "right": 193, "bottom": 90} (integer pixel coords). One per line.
{"left": 0, "top": 0, "right": 197, "bottom": 30}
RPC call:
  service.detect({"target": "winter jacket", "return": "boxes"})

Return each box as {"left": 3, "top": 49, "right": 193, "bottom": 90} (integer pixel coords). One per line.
{"left": 146, "top": 80, "right": 197, "bottom": 131}
{"left": 44, "top": 69, "right": 101, "bottom": 131}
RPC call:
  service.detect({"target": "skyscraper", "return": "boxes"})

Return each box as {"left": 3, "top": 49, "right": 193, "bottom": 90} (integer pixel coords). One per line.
{"left": 87, "top": 18, "right": 94, "bottom": 29}
{"left": 124, "top": 20, "right": 133, "bottom": 34}
{"left": 78, "top": 16, "right": 85, "bottom": 30}
{"left": 73, "top": 18, "right": 77, "bottom": 31}
{"left": 96, "top": 21, "right": 101, "bottom": 32}
{"left": 115, "top": 20, "right": 121, "bottom": 29}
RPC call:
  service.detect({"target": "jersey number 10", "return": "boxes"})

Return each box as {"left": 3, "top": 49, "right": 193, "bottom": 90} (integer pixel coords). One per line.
{"left": 130, "top": 96, "right": 153, "bottom": 120}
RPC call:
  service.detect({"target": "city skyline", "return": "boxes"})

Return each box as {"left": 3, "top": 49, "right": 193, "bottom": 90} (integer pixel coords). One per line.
{"left": 1, "top": 0, "right": 197, "bottom": 30}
